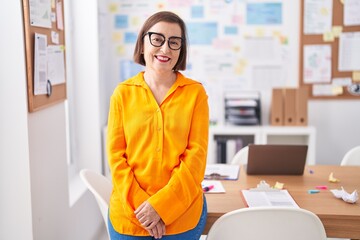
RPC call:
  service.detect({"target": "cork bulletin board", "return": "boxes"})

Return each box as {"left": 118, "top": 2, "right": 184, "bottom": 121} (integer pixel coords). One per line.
{"left": 299, "top": 0, "right": 360, "bottom": 99}
{"left": 22, "top": 0, "right": 67, "bottom": 112}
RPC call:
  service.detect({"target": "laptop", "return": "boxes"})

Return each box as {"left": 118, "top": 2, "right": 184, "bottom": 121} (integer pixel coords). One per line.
{"left": 246, "top": 144, "right": 308, "bottom": 175}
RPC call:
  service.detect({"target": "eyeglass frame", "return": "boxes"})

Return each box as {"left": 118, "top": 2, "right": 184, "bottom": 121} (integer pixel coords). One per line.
{"left": 143, "top": 32, "right": 183, "bottom": 50}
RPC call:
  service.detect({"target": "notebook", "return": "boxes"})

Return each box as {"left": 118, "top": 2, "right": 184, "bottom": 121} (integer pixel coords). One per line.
{"left": 246, "top": 144, "right": 308, "bottom": 175}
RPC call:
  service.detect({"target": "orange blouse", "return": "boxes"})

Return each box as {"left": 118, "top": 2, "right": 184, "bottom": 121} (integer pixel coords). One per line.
{"left": 107, "top": 71, "right": 209, "bottom": 235}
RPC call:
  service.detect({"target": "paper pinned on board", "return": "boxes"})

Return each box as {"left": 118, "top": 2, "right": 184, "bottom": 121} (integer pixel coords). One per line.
{"left": 330, "top": 187, "right": 359, "bottom": 204}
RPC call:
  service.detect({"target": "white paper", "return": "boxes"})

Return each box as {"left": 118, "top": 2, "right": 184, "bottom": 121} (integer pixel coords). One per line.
{"left": 303, "top": 45, "right": 331, "bottom": 83}
{"left": 332, "top": 77, "right": 352, "bottom": 86}
{"left": 312, "top": 84, "right": 336, "bottom": 96}
{"left": 330, "top": 187, "right": 358, "bottom": 204}
{"left": 244, "top": 37, "right": 280, "bottom": 62}
{"left": 201, "top": 180, "right": 226, "bottom": 193}
{"left": 338, "top": 32, "right": 360, "bottom": 71}
{"left": 56, "top": 1, "right": 64, "bottom": 30}
{"left": 205, "top": 164, "right": 240, "bottom": 180}
{"left": 252, "top": 65, "right": 285, "bottom": 90}
{"left": 303, "top": 0, "right": 332, "bottom": 35}
{"left": 344, "top": 0, "right": 360, "bottom": 26}
{"left": 242, "top": 189, "right": 299, "bottom": 208}
{"left": 47, "top": 45, "right": 65, "bottom": 85}
{"left": 34, "top": 33, "right": 48, "bottom": 95}
{"left": 29, "top": 0, "right": 52, "bottom": 28}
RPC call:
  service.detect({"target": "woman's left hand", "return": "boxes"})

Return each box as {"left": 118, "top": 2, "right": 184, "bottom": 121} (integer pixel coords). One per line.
{"left": 134, "top": 201, "right": 161, "bottom": 230}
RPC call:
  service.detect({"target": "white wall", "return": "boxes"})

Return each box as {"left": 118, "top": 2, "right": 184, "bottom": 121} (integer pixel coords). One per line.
{"left": 0, "top": 1, "right": 33, "bottom": 239}
{"left": 309, "top": 100, "right": 360, "bottom": 165}
{"left": 0, "top": 1, "right": 104, "bottom": 239}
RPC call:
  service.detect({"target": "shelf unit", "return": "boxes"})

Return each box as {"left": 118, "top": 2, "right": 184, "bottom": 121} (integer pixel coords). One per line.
{"left": 208, "top": 125, "right": 316, "bottom": 165}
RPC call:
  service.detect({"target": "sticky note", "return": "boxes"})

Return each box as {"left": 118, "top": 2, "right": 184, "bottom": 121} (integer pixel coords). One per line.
{"left": 353, "top": 71, "right": 360, "bottom": 82}
{"left": 332, "top": 86, "right": 343, "bottom": 95}
{"left": 332, "top": 26, "right": 343, "bottom": 37}
{"left": 329, "top": 172, "right": 340, "bottom": 183}
{"left": 323, "top": 32, "right": 334, "bottom": 42}
{"left": 108, "top": 3, "right": 118, "bottom": 13}
{"left": 273, "top": 182, "right": 284, "bottom": 189}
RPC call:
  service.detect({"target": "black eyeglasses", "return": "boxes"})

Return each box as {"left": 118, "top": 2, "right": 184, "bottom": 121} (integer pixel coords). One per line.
{"left": 143, "top": 32, "right": 183, "bottom": 50}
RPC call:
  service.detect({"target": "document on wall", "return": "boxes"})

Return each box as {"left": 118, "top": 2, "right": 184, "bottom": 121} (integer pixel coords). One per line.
{"left": 242, "top": 189, "right": 299, "bottom": 208}
{"left": 338, "top": 32, "right": 360, "bottom": 71}
{"left": 303, "top": 0, "right": 333, "bottom": 35}
{"left": 29, "top": 0, "right": 52, "bottom": 28}
{"left": 344, "top": 0, "right": 360, "bottom": 26}
{"left": 47, "top": 45, "right": 66, "bottom": 85}
{"left": 34, "top": 33, "right": 48, "bottom": 95}
{"left": 303, "top": 44, "right": 331, "bottom": 83}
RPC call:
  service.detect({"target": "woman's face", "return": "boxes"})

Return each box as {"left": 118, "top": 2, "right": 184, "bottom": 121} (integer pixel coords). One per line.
{"left": 143, "top": 21, "right": 182, "bottom": 74}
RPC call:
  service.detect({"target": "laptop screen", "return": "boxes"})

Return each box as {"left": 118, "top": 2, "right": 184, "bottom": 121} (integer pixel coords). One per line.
{"left": 246, "top": 144, "right": 308, "bottom": 175}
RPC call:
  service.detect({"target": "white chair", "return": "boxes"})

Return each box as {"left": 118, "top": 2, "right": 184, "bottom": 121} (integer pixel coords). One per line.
{"left": 230, "top": 146, "right": 249, "bottom": 165}
{"left": 206, "top": 207, "right": 327, "bottom": 240}
{"left": 80, "top": 169, "right": 112, "bottom": 238}
{"left": 341, "top": 146, "right": 360, "bottom": 166}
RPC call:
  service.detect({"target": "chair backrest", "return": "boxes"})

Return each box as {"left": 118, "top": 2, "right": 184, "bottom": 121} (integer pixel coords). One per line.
{"left": 80, "top": 169, "right": 112, "bottom": 237}
{"left": 341, "top": 146, "right": 360, "bottom": 166}
{"left": 230, "top": 146, "right": 249, "bottom": 165}
{"left": 206, "top": 207, "right": 327, "bottom": 240}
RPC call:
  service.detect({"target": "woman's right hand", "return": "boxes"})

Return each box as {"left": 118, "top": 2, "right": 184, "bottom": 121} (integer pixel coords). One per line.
{"left": 148, "top": 219, "right": 166, "bottom": 239}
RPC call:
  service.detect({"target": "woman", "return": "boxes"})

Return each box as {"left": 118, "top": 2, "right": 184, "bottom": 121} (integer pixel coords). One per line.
{"left": 107, "top": 11, "right": 209, "bottom": 239}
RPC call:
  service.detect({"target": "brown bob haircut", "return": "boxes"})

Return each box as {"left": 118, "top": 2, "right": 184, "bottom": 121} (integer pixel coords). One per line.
{"left": 133, "top": 11, "right": 188, "bottom": 71}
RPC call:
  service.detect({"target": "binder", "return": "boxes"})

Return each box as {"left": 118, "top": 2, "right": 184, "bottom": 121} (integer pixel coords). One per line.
{"left": 296, "top": 87, "right": 308, "bottom": 126}
{"left": 284, "top": 88, "right": 296, "bottom": 126}
{"left": 270, "top": 88, "right": 284, "bottom": 126}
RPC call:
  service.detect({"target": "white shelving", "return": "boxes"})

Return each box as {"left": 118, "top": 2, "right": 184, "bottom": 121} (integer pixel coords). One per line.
{"left": 207, "top": 125, "right": 316, "bottom": 165}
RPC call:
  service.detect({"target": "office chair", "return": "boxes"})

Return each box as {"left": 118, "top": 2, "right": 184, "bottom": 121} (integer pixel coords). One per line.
{"left": 80, "top": 169, "right": 112, "bottom": 238}
{"left": 341, "top": 146, "right": 360, "bottom": 166}
{"left": 230, "top": 146, "right": 248, "bottom": 165}
{"left": 206, "top": 207, "right": 327, "bottom": 240}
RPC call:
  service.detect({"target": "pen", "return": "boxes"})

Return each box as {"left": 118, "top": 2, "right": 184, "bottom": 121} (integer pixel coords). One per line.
{"left": 203, "top": 185, "right": 214, "bottom": 192}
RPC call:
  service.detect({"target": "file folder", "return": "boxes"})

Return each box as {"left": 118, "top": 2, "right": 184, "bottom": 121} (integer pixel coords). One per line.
{"left": 270, "top": 88, "right": 284, "bottom": 126}
{"left": 284, "top": 88, "right": 296, "bottom": 126}
{"left": 296, "top": 87, "right": 308, "bottom": 126}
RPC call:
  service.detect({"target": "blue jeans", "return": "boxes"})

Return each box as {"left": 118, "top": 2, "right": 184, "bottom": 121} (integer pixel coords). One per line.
{"left": 108, "top": 196, "right": 207, "bottom": 240}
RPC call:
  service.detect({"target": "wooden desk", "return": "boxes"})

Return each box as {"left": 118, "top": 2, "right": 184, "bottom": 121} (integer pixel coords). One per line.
{"left": 204, "top": 165, "right": 360, "bottom": 239}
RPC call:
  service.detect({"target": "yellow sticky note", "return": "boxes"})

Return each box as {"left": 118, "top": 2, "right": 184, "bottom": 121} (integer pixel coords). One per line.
{"left": 108, "top": 3, "right": 118, "bottom": 13}
{"left": 112, "top": 32, "right": 123, "bottom": 42}
{"left": 329, "top": 172, "right": 340, "bottom": 183}
{"left": 116, "top": 46, "right": 126, "bottom": 56}
{"left": 273, "top": 182, "right": 284, "bottom": 189}
{"left": 353, "top": 71, "right": 360, "bottom": 82}
{"left": 323, "top": 31, "right": 334, "bottom": 42}
{"left": 255, "top": 28, "right": 265, "bottom": 37}
{"left": 320, "top": 7, "right": 329, "bottom": 16}
{"left": 332, "top": 86, "right": 343, "bottom": 95}
{"left": 332, "top": 26, "right": 343, "bottom": 38}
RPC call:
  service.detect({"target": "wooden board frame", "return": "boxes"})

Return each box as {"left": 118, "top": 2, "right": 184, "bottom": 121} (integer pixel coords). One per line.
{"left": 299, "top": 0, "right": 360, "bottom": 99}
{"left": 22, "top": 0, "right": 67, "bottom": 112}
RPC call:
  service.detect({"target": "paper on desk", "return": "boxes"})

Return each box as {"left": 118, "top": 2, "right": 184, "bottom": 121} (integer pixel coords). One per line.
{"left": 330, "top": 187, "right": 358, "bottom": 204}
{"left": 201, "top": 180, "right": 226, "bottom": 193}
{"left": 242, "top": 189, "right": 299, "bottom": 208}
{"left": 204, "top": 164, "right": 240, "bottom": 180}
